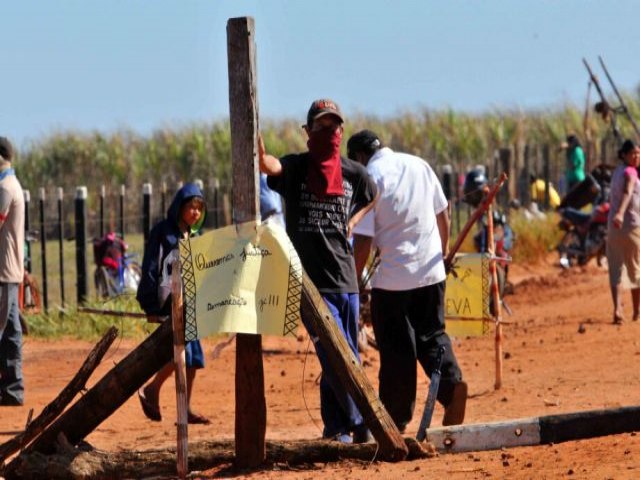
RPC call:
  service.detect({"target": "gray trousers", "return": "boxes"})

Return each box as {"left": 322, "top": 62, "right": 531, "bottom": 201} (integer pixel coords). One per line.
{"left": 0, "top": 283, "right": 24, "bottom": 404}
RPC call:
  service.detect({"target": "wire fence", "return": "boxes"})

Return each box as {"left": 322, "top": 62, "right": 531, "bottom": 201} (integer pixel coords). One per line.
{"left": 22, "top": 142, "right": 618, "bottom": 314}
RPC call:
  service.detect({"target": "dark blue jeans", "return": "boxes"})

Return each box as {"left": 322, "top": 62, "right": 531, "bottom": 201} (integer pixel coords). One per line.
{"left": 302, "top": 292, "right": 363, "bottom": 438}
{"left": 0, "top": 283, "right": 24, "bottom": 404}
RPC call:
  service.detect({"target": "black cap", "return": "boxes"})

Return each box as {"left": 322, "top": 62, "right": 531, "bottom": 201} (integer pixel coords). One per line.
{"left": 0, "top": 137, "right": 13, "bottom": 161}
{"left": 347, "top": 130, "right": 381, "bottom": 159}
{"left": 306, "top": 99, "right": 343, "bottom": 127}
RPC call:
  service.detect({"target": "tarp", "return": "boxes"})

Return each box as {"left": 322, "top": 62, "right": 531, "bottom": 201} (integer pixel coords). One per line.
{"left": 179, "top": 221, "right": 302, "bottom": 341}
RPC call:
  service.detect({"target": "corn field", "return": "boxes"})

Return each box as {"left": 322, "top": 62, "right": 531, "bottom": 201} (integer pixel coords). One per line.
{"left": 14, "top": 95, "right": 640, "bottom": 228}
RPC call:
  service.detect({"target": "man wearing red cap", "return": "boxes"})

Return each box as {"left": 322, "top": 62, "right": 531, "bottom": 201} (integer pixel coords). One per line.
{"left": 259, "top": 99, "right": 377, "bottom": 443}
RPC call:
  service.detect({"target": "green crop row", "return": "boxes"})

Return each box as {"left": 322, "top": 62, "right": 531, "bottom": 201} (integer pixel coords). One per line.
{"left": 14, "top": 93, "right": 640, "bottom": 199}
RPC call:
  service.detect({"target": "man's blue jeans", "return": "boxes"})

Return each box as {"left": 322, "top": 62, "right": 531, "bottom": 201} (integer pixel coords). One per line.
{"left": 301, "top": 292, "right": 363, "bottom": 438}
{"left": 0, "top": 283, "right": 24, "bottom": 405}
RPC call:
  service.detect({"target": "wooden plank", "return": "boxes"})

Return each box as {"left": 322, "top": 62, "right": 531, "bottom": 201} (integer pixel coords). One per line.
{"left": 427, "top": 405, "right": 640, "bottom": 453}
{"left": 301, "top": 273, "right": 408, "bottom": 462}
{"left": 226, "top": 16, "right": 266, "bottom": 469}
{"left": 539, "top": 405, "right": 640, "bottom": 444}
{"left": 0, "top": 327, "right": 118, "bottom": 463}
{"left": 22, "top": 320, "right": 174, "bottom": 456}
{"left": 426, "top": 417, "right": 541, "bottom": 453}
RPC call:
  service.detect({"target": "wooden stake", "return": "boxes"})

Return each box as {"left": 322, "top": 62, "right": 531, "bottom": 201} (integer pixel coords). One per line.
{"left": 227, "top": 16, "right": 266, "bottom": 468}
{"left": 486, "top": 204, "right": 504, "bottom": 390}
{"left": 171, "top": 258, "right": 188, "bottom": 479}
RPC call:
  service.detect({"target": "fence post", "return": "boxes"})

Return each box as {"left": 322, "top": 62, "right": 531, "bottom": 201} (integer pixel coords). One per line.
{"left": 57, "top": 187, "right": 65, "bottom": 308}
{"left": 143, "top": 183, "right": 152, "bottom": 250}
{"left": 213, "top": 178, "right": 220, "bottom": 229}
{"left": 119, "top": 185, "right": 125, "bottom": 240}
{"left": 24, "top": 190, "right": 31, "bottom": 273}
{"left": 543, "top": 145, "right": 551, "bottom": 211}
{"left": 99, "top": 185, "right": 105, "bottom": 239}
{"left": 521, "top": 144, "right": 532, "bottom": 207}
{"left": 39, "top": 188, "right": 48, "bottom": 313}
{"left": 498, "top": 148, "right": 513, "bottom": 211}
{"left": 75, "top": 186, "right": 89, "bottom": 305}
{"left": 441, "top": 164, "right": 453, "bottom": 201}
{"left": 161, "top": 181, "right": 167, "bottom": 223}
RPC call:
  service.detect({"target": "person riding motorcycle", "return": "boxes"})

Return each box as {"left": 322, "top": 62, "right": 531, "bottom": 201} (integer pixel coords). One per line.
{"left": 556, "top": 166, "right": 612, "bottom": 268}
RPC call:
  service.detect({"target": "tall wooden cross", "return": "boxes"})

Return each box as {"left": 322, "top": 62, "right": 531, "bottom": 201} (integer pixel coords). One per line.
{"left": 227, "top": 17, "right": 266, "bottom": 468}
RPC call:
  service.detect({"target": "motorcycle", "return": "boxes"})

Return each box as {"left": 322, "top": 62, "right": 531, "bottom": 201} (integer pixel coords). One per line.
{"left": 557, "top": 166, "right": 612, "bottom": 269}
{"left": 93, "top": 232, "right": 142, "bottom": 298}
{"left": 557, "top": 203, "right": 609, "bottom": 268}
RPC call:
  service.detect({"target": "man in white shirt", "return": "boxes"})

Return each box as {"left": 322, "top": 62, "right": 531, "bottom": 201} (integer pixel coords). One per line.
{"left": 349, "top": 130, "right": 466, "bottom": 431}
{"left": 0, "top": 136, "right": 25, "bottom": 406}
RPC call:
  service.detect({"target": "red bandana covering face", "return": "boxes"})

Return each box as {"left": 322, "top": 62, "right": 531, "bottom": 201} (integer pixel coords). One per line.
{"left": 306, "top": 127, "right": 344, "bottom": 197}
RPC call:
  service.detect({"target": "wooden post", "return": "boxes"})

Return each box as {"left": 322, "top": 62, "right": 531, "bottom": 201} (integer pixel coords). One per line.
{"left": 57, "top": 187, "right": 66, "bottom": 308}
{"left": 74, "top": 186, "right": 89, "bottom": 305}
{"left": 24, "top": 190, "right": 32, "bottom": 273}
{"left": 0, "top": 327, "right": 118, "bottom": 463}
{"left": 99, "top": 185, "right": 105, "bottom": 239}
{"left": 161, "top": 181, "right": 167, "bottom": 223}
{"left": 119, "top": 184, "right": 125, "bottom": 240}
{"left": 143, "top": 183, "right": 152, "bottom": 250}
{"left": 542, "top": 145, "right": 551, "bottom": 210}
{"left": 522, "top": 145, "right": 531, "bottom": 207}
{"left": 227, "top": 16, "right": 266, "bottom": 468}
{"left": 25, "top": 320, "right": 174, "bottom": 455}
{"left": 38, "top": 188, "right": 48, "bottom": 313}
{"left": 441, "top": 165, "right": 453, "bottom": 201}
{"left": 486, "top": 204, "right": 503, "bottom": 390}
{"left": 498, "top": 148, "right": 513, "bottom": 211}
{"left": 171, "top": 258, "right": 188, "bottom": 478}
{"left": 212, "top": 178, "right": 220, "bottom": 229}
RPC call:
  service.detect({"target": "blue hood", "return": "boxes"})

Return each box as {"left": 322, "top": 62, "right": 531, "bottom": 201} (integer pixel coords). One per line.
{"left": 167, "top": 182, "right": 207, "bottom": 233}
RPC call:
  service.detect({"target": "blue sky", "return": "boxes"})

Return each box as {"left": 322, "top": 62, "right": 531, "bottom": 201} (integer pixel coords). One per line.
{"left": 3, "top": 1, "right": 640, "bottom": 149}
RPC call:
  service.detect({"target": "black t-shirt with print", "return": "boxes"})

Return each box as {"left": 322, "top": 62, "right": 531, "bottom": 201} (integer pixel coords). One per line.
{"left": 267, "top": 153, "right": 377, "bottom": 293}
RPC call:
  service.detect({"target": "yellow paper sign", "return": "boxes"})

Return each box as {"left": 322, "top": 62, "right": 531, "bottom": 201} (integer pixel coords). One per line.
{"left": 179, "top": 220, "right": 302, "bottom": 340}
{"left": 445, "top": 253, "right": 491, "bottom": 337}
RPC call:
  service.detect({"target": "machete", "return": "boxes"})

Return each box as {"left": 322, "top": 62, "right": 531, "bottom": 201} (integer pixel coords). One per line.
{"left": 416, "top": 345, "right": 446, "bottom": 442}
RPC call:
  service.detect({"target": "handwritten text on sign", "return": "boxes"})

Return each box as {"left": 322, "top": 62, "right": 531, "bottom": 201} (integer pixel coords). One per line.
{"left": 445, "top": 253, "right": 491, "bottom": 337}
{"left": 179, "top": 221, "right": 302, "bottom": 341}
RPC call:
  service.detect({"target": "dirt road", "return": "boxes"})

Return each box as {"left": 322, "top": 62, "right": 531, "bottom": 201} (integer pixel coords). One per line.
{"left": 2, "top": 256, "right": 640, "bottom": 479}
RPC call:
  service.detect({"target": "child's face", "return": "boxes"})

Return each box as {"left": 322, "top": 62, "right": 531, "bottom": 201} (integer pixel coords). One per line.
{"left": 180, "top": 198, "right": 204, "bottom": 227}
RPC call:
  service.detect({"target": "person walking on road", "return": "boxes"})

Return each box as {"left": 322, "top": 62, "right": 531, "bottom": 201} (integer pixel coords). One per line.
{"left": 0, "top": 136, "right": 25, "bottom": 406}
{"left": 348, "top": 129, "right": 467, "bottom": 432}
{"left": 136, "top": 183, "right": 211, "bottom": 424}
{"left": 607, "top": 139, "right": 640, "bottom": 324}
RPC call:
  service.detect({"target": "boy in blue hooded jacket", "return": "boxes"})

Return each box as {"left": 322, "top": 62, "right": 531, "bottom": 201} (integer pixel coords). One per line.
{"left": 136, "top": 183, "right": 210, "bottom": 424}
